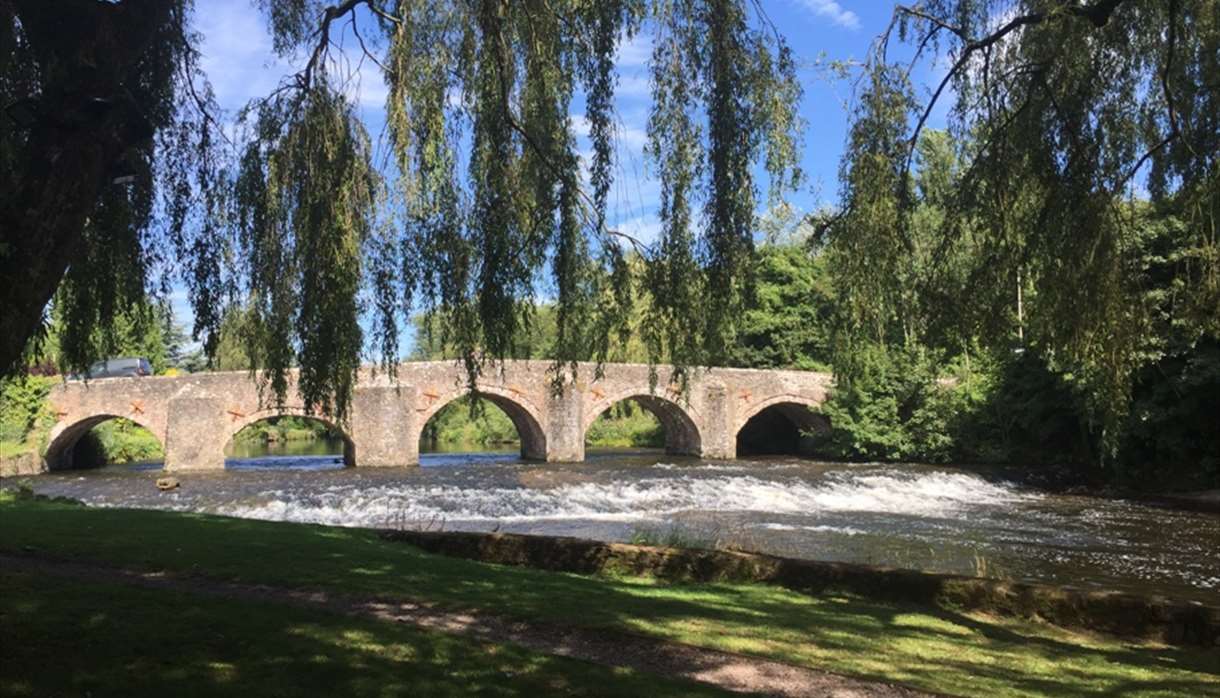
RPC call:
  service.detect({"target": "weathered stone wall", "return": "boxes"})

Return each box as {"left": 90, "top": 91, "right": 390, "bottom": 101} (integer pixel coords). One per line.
{"left": 0, "top": 451, "right": 44, "bottom": 477}
{"left": 42, "top": 361, "right": 833, "bottom": 471}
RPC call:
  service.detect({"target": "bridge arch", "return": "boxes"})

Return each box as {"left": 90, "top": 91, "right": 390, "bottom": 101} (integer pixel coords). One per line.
{"left": 224, "top": 407, "right": 355, "bottom": 466}
{"left": 735, "top": 394, "right": 829, "bottom": 457}
{"left": 415, "top": 386, "right": 547, "bottom": 460}
{"left": 583, "top": 389, "right": 702, "bottom": 456}
{"left": 44, "top": 413, "right": 164, "bottom": 471}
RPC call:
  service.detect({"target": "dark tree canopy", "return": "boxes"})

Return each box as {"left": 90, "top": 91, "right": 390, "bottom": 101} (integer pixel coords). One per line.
{"left": 1, "top": 0, "right": 801, "bottom": 418}
{"left": 829, "top": 0, "right": 1219, "bottom": 454}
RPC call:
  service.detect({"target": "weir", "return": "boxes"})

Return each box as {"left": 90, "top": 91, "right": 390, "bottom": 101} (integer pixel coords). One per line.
{"left": 41, "top": 361, "right": 833, "bottom": 471}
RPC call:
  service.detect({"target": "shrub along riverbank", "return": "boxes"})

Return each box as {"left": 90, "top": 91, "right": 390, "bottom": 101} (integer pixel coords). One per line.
{"left": 1, "top": 490, "right": 1216, "bottom": 698}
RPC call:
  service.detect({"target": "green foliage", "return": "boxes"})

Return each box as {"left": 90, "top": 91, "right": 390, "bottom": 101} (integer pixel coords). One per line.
{"left": 3, "top": 0, "right": 222, "bottom": 379}
{"left": 585, "top": 400, "right": 663, "bottom": 448}
{"left": 962, "top": 352, "right": 1096, "bottom": 467}
{"left": 819, "top": 344, "right": 943, "bottom": 461}
{"left": 0, "top": 375, "right": 55, "bottom": 456}
{"left": 819, "top": 344, "right": 1092, "bottom": 466}
{"left": 835, "top": 1, "right": 1220, "bottom": 460}
{"left": 1121, "top": 337, "right": 1220, "bottom": 488}
{"left": 73, "top": 418, "right": 164, "bottom": 468}
{"left": 420, "top": 396, "right": 521, "bottom": 450}
{"left": 231, "top": 416, "right": 342, "bottom": 445}
{"left": 235, "top": 0, "right": 799, "bottom": 413}
{"left": 416, "top": 243, "right": 833, "bottom": 374}
{"left": 29, "top": 300, "right": 174, "bottom": 376}
{"left": 235, "top": 81, "right": 375, "bottom": 419}
{"left": 628, "top": 524, "right": 716, "bottom": 550}
{"left": 818, "top": 339, "right": 1219, "bottom": 488}
{"left": 4, "top": 1, "right": 802, "bottom": 422}
{"left": 731, "top": 244, "right": 834, "bottom": 370}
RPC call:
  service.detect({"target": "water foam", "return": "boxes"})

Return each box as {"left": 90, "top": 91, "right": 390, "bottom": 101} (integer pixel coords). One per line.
{"left": 754, "top": 522, "right": 866, "bottom": 535}
{"left": 209, "top": 469, "right": 1034, "bottom": 528}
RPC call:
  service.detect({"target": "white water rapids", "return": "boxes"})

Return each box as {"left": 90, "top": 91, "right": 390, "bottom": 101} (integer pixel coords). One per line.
{"left": 14, "top": 453, "right": 1220, "bottom": 603}
{"left": 212, "top": 469, "right": 1033, "bottom": 526}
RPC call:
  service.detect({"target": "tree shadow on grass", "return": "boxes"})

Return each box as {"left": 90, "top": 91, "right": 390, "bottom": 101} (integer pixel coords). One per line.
{"left": 4, "top": 499, "right": 1218, "bottom": 698}
{"left": 0, "top": 569, "right": 726, "bottom": 698}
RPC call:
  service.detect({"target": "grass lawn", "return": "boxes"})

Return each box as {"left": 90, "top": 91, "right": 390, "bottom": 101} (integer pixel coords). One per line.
{"left": 2, "top": 491, "right": 1217, "bottom": 698}
{"left": 0, "top": 568, "right": 726, "bottom": 697}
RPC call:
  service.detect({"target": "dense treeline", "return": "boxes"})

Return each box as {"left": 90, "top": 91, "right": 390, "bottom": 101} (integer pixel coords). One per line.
{"left": 823, "top": 1, "right": 1218, "bottom": 488}
{"left": 820, "top": 121, "right": 1218, "bottom": 487}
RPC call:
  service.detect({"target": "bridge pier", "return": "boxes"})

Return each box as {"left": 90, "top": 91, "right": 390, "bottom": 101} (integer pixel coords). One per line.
{"left": 545, "top": 384, "right": 584, "bottom": 462}
{"left": 164, "top": 397, "right": 227, "bottom": 471}
{"left": 699, "top": 385, "right": 736, "bottom": 460}
{"left": 350, "top": 386, "right": 414, "bottom": 467}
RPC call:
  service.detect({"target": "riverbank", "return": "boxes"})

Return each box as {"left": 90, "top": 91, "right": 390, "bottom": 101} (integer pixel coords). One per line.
{"left": 383, "top": 529, "right": 1220, "bottom": 645}
{"left": 957, "top": 461, "right": 1220, "bottom": 514}
{"left": 1, "top": 490, "right": 1216, "bottom": 697}
{"left": 11, "top": 456, "right": 1219, "bottom": 601}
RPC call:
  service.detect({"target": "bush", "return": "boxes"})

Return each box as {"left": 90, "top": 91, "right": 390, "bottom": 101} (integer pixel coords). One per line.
{"left": 818, "top": 344, "right": 1098, "bottom": 468}
{"left": 231, "top": 416, "right": 340, "bottom": 444}
{"left": 585, "top": 401, "right": 663, "bottom": 448}
{"left": 421, "top": 396, "right": 520, "bottom": 449}
{"left": 628, "top": 524, "right": 718, "bottom": 550}
{"left": 73, "top": 418, "right": 164, "bottom": 468}
{"left": 0, "top": 375, "right": 56, "bottom": 456}
{"left": 818, "top": 343, "right": 944, "bottom": 461}
{"left": 958, "top": 351, "right": 1095, "bottom": 467}
{"left": 1119, "top": 336, "right": 1220, "bottom": 488}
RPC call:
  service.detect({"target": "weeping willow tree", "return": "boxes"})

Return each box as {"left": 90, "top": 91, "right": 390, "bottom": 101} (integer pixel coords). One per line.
{"left": 2, "top": 0, "right": 801, "bottom": 419}
{"left": 829, "top": 0, "right": 1219, "bottom": 458}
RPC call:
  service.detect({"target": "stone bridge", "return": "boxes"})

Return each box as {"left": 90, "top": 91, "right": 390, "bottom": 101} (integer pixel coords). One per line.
{"left": 43, "top": 361, "right": 833, "bottom": 471}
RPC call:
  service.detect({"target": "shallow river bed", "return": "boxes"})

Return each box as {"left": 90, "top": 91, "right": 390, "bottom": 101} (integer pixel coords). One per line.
{"left": 11, "top": 449, "right": 1220, "bottom": 604}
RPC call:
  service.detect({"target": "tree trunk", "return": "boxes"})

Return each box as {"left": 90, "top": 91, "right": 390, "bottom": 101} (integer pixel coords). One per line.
{"left": 0, "top": 0, "right": 170, "bottom": 374}
{"left": 0, "top": 120, "right": 112, "bottom": 372}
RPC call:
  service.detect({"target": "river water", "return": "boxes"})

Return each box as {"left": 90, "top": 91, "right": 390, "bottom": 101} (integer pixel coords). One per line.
{"left": 11, "top": 442, "right": 1219, "bottom": 604}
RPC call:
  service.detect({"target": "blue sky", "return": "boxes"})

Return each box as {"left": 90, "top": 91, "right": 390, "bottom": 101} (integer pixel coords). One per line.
{"left": 177, "top": 0, "right": 949, "bottom": 354}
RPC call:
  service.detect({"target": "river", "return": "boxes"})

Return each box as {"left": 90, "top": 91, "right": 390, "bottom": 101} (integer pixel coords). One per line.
{"left": 11, "top": 441, "right": 1219, "bottom": 604}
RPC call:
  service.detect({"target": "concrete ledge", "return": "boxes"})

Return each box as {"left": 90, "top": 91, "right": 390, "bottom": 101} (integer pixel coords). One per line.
{"left": 380, "top": 529, "right": 1220, "bottom": 647}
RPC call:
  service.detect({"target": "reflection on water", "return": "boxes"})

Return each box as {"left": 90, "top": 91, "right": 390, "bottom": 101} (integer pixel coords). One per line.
{"left": 226, "top": 438, "right": 349, "bottom": 461}
{"left": 12, "top": 447, "right": 1220, "bottom": 604}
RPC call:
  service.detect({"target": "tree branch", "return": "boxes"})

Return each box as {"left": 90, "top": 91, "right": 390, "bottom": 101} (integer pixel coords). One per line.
{"left": 893, "top": 0, "right": 1133, "bottom": 174}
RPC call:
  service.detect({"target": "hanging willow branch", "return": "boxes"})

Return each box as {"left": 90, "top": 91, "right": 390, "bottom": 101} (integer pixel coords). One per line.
{"left": 831, "top": 0, "right": 1219, "bottom": 459}
{"left": 175, "top": 0, "right": 802, "bottom": 417}
{"left": 1, "top": 0, "right": 801, "bottom": 418}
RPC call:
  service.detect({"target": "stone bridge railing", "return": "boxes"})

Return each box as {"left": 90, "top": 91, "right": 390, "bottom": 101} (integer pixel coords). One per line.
{"left": 42, "top": 361, "right": 833, "bottom": 471}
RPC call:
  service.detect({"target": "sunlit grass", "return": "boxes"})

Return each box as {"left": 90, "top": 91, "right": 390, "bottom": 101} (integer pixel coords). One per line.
{"left": 1, "top": 491, "right": 1217, "bottom": 698}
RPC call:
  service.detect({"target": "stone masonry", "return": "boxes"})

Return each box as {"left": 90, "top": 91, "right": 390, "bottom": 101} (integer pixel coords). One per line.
{"left": 41, "top": 361, "right": 833, "bottom": 471}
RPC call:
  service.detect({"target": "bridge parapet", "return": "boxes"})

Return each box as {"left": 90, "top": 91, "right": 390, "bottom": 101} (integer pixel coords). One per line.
{"left": 39, "top": 361, "right": 833, "bottom": 471}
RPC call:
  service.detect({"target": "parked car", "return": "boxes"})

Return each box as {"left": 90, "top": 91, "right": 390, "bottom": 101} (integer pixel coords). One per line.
{"left": 69, "top": 357, "right": 153, "bottom": 380}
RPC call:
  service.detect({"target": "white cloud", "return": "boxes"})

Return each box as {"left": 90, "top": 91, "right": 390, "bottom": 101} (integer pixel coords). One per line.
{"left": 612, "top": 214, "right": 664, "bottom": 246}
{"left": 615, "top": 73, "right": 651, "bottom": 98}
{"left": 194, "top": 0, "right": 286, "bottom": 109}
{"left": 794, "top": 0, "right": 861, "bottom": 30}
{"left": 571, "top": 114, "right": 649, "bottom": 153}
{"left": 617, "top": 32, "right": 652, "bottom": 68}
